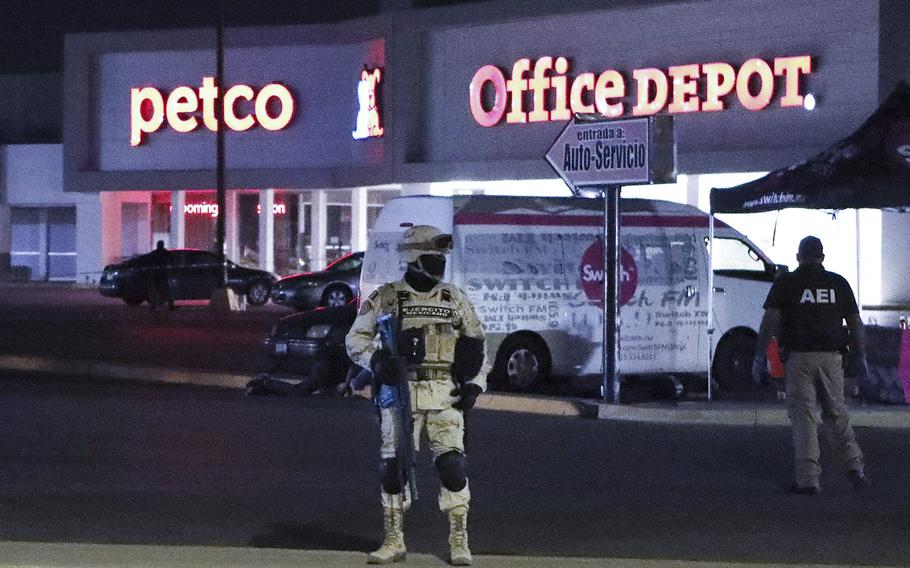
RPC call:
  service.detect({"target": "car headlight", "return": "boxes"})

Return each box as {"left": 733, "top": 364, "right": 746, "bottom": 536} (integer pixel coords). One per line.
{"left": 305, "top": 324, "right": 332, "bottom": 339}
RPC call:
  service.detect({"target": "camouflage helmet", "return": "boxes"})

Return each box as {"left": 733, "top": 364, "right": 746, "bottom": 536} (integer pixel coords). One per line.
{"left": 397, "top": 225, "right": 453, "bottom": 264}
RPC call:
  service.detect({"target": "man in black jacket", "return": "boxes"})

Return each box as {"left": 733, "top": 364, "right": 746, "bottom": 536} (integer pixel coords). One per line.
{"left": 753, "top": 236, "right": 870, "bottom": 494}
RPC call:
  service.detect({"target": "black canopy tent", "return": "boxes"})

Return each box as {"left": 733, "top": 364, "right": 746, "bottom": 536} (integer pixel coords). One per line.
{"left": 710, "top": 81, "right": 910, "bottom": 214}
{"left": 703, "top": 82, "right": 910, "bottom": 400}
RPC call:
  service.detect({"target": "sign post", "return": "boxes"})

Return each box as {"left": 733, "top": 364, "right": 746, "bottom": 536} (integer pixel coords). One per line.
{"left": 546, "top": 114, "right": 675, "bottom": 404}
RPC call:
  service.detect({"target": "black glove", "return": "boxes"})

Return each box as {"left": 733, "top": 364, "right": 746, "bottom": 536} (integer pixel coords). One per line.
{"left": 751, "top": 355, "right": 769, "bottom": 385}
{"left": 370, "top": 350, "right": 398, "bottom": 386}
{"left": 451, "top": 383, "right": 483, "bottom": 411}
{"left": 846, "top": 354, "right": 869, "bottom": 381}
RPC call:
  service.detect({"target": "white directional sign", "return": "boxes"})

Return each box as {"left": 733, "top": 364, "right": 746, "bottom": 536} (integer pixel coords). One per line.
{"left": 546, "top": 115, "right": 676, "bottom": 194}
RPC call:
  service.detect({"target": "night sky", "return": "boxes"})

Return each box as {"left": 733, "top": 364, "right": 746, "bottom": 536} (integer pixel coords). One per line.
{"left": 0, "top": 0, "right": 381, "bottom": 73}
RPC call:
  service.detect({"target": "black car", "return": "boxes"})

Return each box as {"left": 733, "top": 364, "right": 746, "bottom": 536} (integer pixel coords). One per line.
{"left": 99, "top": 248, "right": 276, "bottom": 306}
{"left": 261, "top": 302, "right": 359, "bottom": 391}
{"left": 270, "top": 251, "right": 363, "bottom": 311}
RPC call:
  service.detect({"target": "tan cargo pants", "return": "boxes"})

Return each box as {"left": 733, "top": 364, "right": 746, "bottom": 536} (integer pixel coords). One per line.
{"left": 785, "top": 351, "right": 864, "bottom": 488}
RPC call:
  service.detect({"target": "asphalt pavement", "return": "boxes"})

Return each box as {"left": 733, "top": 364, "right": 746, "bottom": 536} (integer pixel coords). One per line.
{"left": 2, "top": 284, "right": 910, "bottom": 567}
{"left": 0, "top": 542, "right": 902, "bottom": 568}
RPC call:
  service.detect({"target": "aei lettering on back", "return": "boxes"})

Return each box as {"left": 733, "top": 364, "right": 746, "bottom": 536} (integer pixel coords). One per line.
{"left": 130, "top": 77, "right": 295, "bottom": 146}
{"left": 800, "top": 288, "right": 836, "bottom": 304}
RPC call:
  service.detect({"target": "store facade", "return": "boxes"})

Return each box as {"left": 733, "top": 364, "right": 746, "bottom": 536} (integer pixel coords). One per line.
{"left": 3, "top": 0, "right": 900, "bottom": 301}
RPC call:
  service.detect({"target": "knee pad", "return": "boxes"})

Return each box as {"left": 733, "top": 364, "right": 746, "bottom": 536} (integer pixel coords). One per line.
{"left": 435, "top": 450, "right": 467, "bottom": 492}
{"left": 379, "top": 457, "right": 404, "bottom": 494}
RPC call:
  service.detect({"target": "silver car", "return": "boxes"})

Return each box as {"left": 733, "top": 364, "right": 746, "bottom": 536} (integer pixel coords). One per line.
{"left": 270, "top": 252, "right": 363, "bottom": 311}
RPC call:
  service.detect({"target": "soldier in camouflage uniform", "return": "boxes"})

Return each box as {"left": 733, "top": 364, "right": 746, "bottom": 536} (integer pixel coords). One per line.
{"left": 346, "top": 225, "right": 487, "bottom": 566}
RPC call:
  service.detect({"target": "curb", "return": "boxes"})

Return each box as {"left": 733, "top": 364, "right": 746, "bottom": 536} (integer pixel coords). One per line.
{"left": 0, "top": 354, "right": 594, "bottom": 417}
{"left": 598, "top": 402, "right": 790, "bottom": 427}
{"left": 597, "top": 401, "right": 910, "bottom": 429}
{"left": 477, "top": 392, "right": 597, "bottom": 417}
{"left": 0, "top": 355, "right": 250, "bottom": 390}
{"left": 1, "top": 355, "right": 907, "bottom": 426}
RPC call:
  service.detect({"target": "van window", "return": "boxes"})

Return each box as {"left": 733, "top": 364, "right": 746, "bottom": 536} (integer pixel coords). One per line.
{"left": 709, "top": 237, "right": 773, "bottom": 281}
{"left": 628, "top": 233, "right": 700, "bottom": 286}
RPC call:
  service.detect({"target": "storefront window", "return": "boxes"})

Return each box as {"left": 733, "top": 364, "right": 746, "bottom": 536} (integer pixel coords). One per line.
{"left": 151, "top": 192, "right": 171, "bottom": 248}
{"left": 326, "top": 204, "right": 352, "bottom": 264}
{"left": 295, "top": 197, "right": 312, "bottom": 274}
{"left": 367, "top": 189, "right": 398, "bottom": 231}
{"left": 184, "top": 191, "right": 217, "bottom": 251}
{"left": 273, "top": 190, "right": 299, "bottom": 276}
{"left": 238, "top": 192, "right": 259, "bottom": 268}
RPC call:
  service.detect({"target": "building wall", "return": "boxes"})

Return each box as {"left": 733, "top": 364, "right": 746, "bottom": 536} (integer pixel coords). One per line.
{"left": 411, "top": 0, "right": 879, "bottom": 178}
{"left": 2, "top": 144, "right": 103, "bottom": 281}
{"left": 881, "top": 211, "right": 910, "bottom": 304}
{"left": 64, "top": 0, "right": 886, "bottom": 194}
{"left": 64, "top": 23, "right": 391, "bottom": 193}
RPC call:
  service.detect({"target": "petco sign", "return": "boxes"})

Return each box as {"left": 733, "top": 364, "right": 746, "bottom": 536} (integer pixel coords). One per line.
{"left": 130, "top": 77, "right": 295, "bottom": 146}
{"left": 469, "top": 55, "right": 812, "bottom": 127}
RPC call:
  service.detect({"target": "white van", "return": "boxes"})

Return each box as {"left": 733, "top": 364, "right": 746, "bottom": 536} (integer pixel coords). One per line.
{"left": 361, "top": 195, "right": 778, "bottom": 393}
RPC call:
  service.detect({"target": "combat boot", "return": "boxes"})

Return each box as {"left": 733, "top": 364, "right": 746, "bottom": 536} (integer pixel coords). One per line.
{"left": 367, "top": 503, "right": 406, "bottom": 564}
{"left": 447, "top": 506, "right": 472, "bottom": 566}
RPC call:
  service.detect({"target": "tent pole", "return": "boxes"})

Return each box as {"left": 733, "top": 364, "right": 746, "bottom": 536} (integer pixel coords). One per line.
{"left": 855, "top": 210, "right": 862, "bottom": 318}
{"left": 707, "top": 213, "right": 715, "bottom": 401}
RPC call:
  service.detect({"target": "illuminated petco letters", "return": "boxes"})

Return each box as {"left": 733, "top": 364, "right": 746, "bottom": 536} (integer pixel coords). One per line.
{"left": 469, "top": 55, "right": 812, "bottom": 127}
{"left": 352, "top": 67, "right": 384, "bottom": 140}
{"left": 131, "top": 77, "right": 295, "bottom": 146}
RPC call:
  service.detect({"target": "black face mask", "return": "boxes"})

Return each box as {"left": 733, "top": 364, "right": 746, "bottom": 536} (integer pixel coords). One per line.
{"left": 416, "top": 254, "right": 446, "bottom": 280}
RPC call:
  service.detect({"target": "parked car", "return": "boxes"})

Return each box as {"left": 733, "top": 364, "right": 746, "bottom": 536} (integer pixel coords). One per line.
{"left": 99, "top": 248, "right": 276, "bottom": 306}
{"left": 261, "top": 301, "right": 359, "bottom": 390}
{"left": 270, "top": 251, "right": 363, "bottom": 311}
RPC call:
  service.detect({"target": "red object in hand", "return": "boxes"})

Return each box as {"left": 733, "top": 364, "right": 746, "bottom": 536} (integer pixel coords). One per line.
{"left": 767, "top": 337, "right": 785, "bottom": 379}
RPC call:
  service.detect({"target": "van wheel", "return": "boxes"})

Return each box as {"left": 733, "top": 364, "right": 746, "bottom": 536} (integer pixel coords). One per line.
{"left": 123, "top": 295, "right": 143, "bottom": 306}
{"left": 493, "top": 335, "right": 550, "bottom": 392}
{"left": 322, "top": 285, "right": 352, "bottom": 308}
{"left": 713, "top": 331, "right": 757, "bottom": 392}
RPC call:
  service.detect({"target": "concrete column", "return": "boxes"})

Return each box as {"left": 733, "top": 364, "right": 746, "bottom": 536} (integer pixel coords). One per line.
{"left": 170, "top": 191, "right": 186, "bottom": 248}
{"left": 0, "top": 147, "right": 8, "bottom": 272}
{"left": 297, "top": 193, "right": 308, "bottom": 268}
{"left": 226, "top": 190, "right": 240, "bottom": 263}
{"left": 100, "top": 192, "right": 122, "bottom": 267}
{"left": 76, "top": 198, "right": 104, "bottom": 283}
{"left": 37, "top": 208, "right": 48, "bottom": 281}
{"left": 310, "top": 189, "right": 328, "bottom": 270}
{"left": 0, "top": 203, "right": 10, "bottom": 272}
{"left": 258, "top": 188, "right": 275, "bottom": 273}
{"left": 685, "top": 174, "right": 700, "bottom": 210}
{"left": 352, "top": 187, "right": 369, "bottom": 253}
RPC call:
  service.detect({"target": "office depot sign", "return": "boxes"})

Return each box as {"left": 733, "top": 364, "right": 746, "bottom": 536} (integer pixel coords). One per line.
{"left": 469, "top": 55, "right": 812, "bottom": 127}
{"left": 130, "top": 77, "right": 295, "bottom": 146}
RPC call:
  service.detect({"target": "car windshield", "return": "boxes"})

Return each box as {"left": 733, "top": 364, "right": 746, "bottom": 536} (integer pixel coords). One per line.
{"left": 326, "top": 253, "right": 363, "bottom": 272}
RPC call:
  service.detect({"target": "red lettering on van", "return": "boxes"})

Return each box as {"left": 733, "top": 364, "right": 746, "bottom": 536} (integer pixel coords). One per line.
{"left": 579, "top": 240, "right": 637, "bottom": 308}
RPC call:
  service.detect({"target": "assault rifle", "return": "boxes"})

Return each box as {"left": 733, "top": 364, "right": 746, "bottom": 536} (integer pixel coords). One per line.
{"left": 376, "top": 313, "right": 419, "bottom": 500}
